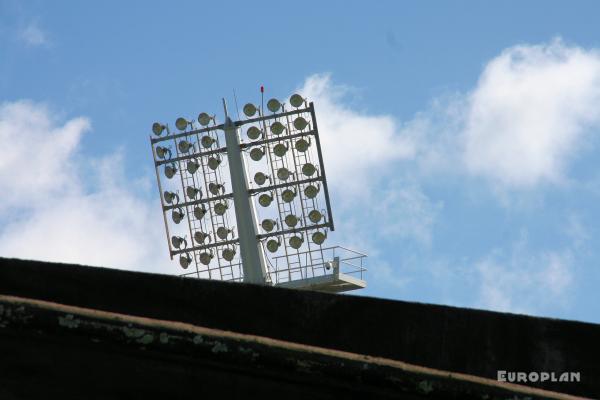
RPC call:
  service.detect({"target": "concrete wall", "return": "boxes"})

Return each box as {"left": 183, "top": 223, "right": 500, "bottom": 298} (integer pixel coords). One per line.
{"left": 0, "top": 257, "right": 597, "bottom": 398}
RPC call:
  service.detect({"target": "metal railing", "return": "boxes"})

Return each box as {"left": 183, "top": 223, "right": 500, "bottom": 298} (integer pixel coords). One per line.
{"left": 267, "top": 245, "right": 367, "bottom": 285}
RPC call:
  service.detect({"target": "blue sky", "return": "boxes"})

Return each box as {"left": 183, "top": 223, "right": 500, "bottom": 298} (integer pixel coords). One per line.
{"left": 1, "top": 1, "right": 600, "bottom": 323}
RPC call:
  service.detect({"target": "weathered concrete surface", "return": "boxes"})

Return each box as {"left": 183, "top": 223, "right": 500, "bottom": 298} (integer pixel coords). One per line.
{"left": 0, "top": 294, "right": 584, "bottom": 399}
{"left": 0, "top": 257, "right": 598, "bottom": 398}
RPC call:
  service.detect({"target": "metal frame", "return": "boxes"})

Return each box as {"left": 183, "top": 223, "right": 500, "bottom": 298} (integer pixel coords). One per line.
{"left": 150, "top": 96, "right": 364, "bottom": 291}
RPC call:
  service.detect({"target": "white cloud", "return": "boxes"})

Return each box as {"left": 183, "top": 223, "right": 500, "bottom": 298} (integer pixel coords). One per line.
{"left": 294, "top": 74, "right": 440, "bottom": 248}
{"left": 20, "top": 21, "right": 48, "bottom": 47}
{"left": 0, "top": 101, "right": 85, "bottom": 211}
{"left": 0, "top": 101, "right": 171, "bottom": 273}
{"left": 297, "top": 74, "right": 416, "bottom": 196}
{"left": 461, "top": 39, "right": 600, "bottom": 188}
{"left": 474, "top": 234, "right": 574, "bottom": 314}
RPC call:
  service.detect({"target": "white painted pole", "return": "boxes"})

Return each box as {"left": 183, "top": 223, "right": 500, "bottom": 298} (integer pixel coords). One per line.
{"left": 222, "top": 99, "right": 269, "bottom": 284}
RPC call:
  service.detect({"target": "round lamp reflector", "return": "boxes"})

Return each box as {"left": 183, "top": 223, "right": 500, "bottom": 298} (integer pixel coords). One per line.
{"left": 282, "top": 189, "right": 296, "bottom": 203}
{"left": 214, "top": 202, "right": 228, "bottom": 215}
{"left": 165, "top": 164, "right": 177, "bottom": 179}
{"left": 243, "top": 103, "right": 257, "bottom": 117}
{"left": 195, "top": 231, "right": 209, "bottom": 244}
{"left": 284, "top": 214, "right": 299, "bottom": 228}
{"left": 267, "top": 98, "right": 281, "bottom": 112}
{"left": 289, "top": 235, "right": 304, "bottom": 249}
{"left": 193, "top": 206, "right": 207, "bottom": 220}
{"left": 254, "top": 172, "right": 268, "bottom": 186}
{"left": 270, "top": 122, "right": 286, "bottom": 135}
{"left": 152, "top": 122, "right": 165, "bottom": 136}
{"left": 247, "top": 126, "right": 261, "bottom": 140}
{"left": 207, "top": 156, "right": 221, "bottom": 170}
{"left": 261, "top": 219, "right": 276, "bottom": 232}
{"left": 175, "top": 117, "right": 189, "bottom": 131}
{"left": 199, "top": 251, "right": 213, "bottom": 265}
{"left": 290, "top": 94, "right": 304, "bottom": 108}
{"left": 216, "top": 227, "right": 231, "bottom": 240}
{"left": 178, "top": 140, "right": 192, "bottom": 153}
{"left": 273, "top": 143, "right": 287, "bottom": 157}
{"left": 222, "top": 247, "right": 236, "bottom": 261}
{"left": 179, "top": 254, "right": 192, "bottom": 269}
{"left": 293, "top": 117, "right": 308, "bottom": 131}
{"left": 198, "top": 112, "right": 211, "bottom": 126}
{"left": 250, "top": 148, "right": 264, "bottom": 161}
{"left": 201, "top": 135, "right": 215, "bottom": 148}
{"left": 187, "top": 160, "right": 199, "bottom": 174}
{"left": 312, "top": 231, "right": 327, "bottom": 245}
{"left": 304, "top": 184, "right": 319, "bottom": 198}
{"left": 295, "top": 138, "right": 310, "bottom": 152}
{"left": 258, "top": 193, "right": 273, "bottom": 207}
{"left": 266, "top": 239, "right": 280, "bottom": 253}
{"left": 277, "top": 167, "right": 291, "bottom": 181}
{"left": 308, "top": 209, "right": 322, "bottom": 223}
{"left": 302, "top": 163, "right": 316, "bottom": 176}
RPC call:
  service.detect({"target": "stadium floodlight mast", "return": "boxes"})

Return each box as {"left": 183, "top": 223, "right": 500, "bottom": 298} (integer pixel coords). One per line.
{"left": 149, "top": 89, "right": 367, "bottom": 292}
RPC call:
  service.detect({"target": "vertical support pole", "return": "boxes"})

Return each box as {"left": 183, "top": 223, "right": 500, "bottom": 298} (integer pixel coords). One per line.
{"left": 222, "top": 99, "right": 269, "bottom": 284}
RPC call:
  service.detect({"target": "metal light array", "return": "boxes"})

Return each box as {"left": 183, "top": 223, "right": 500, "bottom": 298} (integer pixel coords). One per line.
{"left": 150, "top": 112, "right": 243, "bottom": 281}
{"left": 240, "top": 95, "right": 335, "bottom": 283}
{"left": 150, "top": 93, "right": 353, "bottom": 289}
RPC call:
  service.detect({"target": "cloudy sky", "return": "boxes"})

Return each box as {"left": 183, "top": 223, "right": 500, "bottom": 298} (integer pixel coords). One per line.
{"left": 1, "top": 1, "right": 599, "bottom": 323}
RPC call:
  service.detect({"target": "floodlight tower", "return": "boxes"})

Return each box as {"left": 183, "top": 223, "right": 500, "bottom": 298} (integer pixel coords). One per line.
{"left": 150, "top": 91, "right": 367, "bottom": 292}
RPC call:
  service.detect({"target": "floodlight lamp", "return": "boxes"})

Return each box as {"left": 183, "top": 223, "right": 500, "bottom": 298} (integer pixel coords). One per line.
{"left": 186, "top": 186, "right": 201, "bottom": 200}
{"left": 302, "top": 163, "right": 317, "bottom": 177}
{"left": 216, "top": 226, "right": 232, "bottom": 240}
{"left": 214, "top": 202, "right": 228, "bottom": 215}
{"left": 194, "top": 231, "right": 211, "bottom": 244}
{"left": 164, "top": 164, "right": 177, "bottom": 179}
{"left": 293, "top": 117, "right": 308, "bottom": 131}
{"left": 304, "top": 184, "right": 320, "bottom": 198}
{"left": 312, "top": 231, "right": 327, "bottom": 245}
{"left": 193, "top": 205, "right": 207, "bottom": 220}
{"left": 277, "top": 167, "right": 291, "bottom": 181}
{"left": 290, "top": 94, "right": 304, "bottom": 108}
{"left": 175, "top": 117, "right": 190, "bottom": 131}
{"left": 222, "top": 247, "right": 236, "bottom": 262}
{"left": 261, "top": 219, "right": 277, "bottom": 232}
{"left": 270, "top": 122, "right": 286, "bottom": 136}
{"left": 254, "top": 172, "right": 269, "bottom": 186}
{"left": 258, "top": 193, "right": 273, "bottom": 207}
{"left": 178, "top": 140, "right": 193, "bottom": 154}
{"left": 295, "top": 138, "right": 310, "bottom": 152}
{"left": 308, "top": 209, "right": 322, "bottom": 223}
{"left": 282, "top": 188, "right": 296, "bottom": 203}
{"left": 209, "top": 182, "right": 224, "bottom": 196}
{"left": 289, "top": 235, "right": 304, "bottom": 249}
{"left": 247, "top": 126, "right": 262, "bottom": 140}
{"left": 207, "top": 156, "right": 221, "bottom": 170}
{"left": 267, "top": 98, "right": 281, "bottom": 113}
{"left": 152, "top": 122, "right": 166, "bottom": 136}
{"left": 172, "top": 208, "right": 185, "bottom": 224}
{"left": 201, "top": 135, "right": 216, "bottom": 148}
{"left": 164, "top": 191, "right": 179, "bottom": 204}
{"left": 171, "top": 236, "right": 187, "bottom": 249}
{"left": 155, "top": 146, "right": 171, "bottom": 159}
{"left": 249, "top": 147, "right": 264, "bottom": 161}
{"left": 243, "top": 103, "right": 257, "bottom": 117}
{"left": 284, "top": 214, "right": 299, "bottom": 228}
{"left": 187, "top": 160, "right": 200, "bottom": 174}
{"left": 199, "top": 251, "right": 213, "bottom": 265}
{"left": 266, "top": 238, "right": 280, "bottom": 253}
{"left": 273, "top": 143, "right": 288, "bottom": 157}
{"left": 198, "top": 112, "right": 213, "bottom": 126}
{"left": 179, "top": 253, "right": 192, "bottom": 269}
